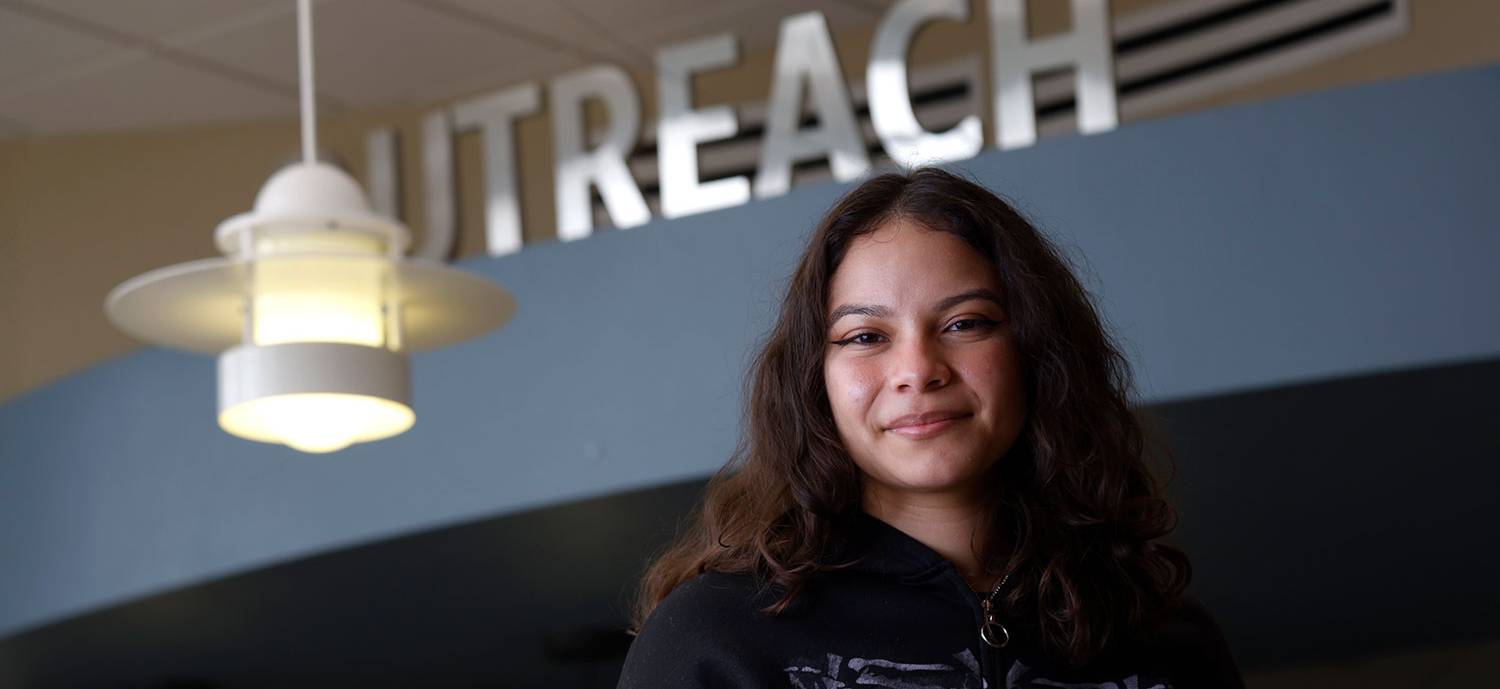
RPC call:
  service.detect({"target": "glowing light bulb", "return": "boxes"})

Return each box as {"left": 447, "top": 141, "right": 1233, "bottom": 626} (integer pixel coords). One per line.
{"left": 219, "top": 392, "right": 415, "bottom": 454}
{"left": 252, "top": 234, "right": 388, "bottom": 348}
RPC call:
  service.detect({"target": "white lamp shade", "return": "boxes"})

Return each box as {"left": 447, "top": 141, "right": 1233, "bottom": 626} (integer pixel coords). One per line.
{"left": 218, "top": 342, "right": 414, "bottom": 453}
{"left": 104, "top": 163, "right": 514, "bottom": 454}
{"left": 104, "top": 254, "right": 515, "bottom": 354}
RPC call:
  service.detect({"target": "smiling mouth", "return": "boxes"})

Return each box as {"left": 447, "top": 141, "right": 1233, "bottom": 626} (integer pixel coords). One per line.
{"left": 886, "top": 414, "right": 970, "bottom": 439}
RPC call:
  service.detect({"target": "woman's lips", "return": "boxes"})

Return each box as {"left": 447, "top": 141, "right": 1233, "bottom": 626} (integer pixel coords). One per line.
{"left": 886, "top": 414, "right": 969, "bottom": 439}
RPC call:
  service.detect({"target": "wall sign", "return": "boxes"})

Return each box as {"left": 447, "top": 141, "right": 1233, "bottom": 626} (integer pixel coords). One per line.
{"left": 365, "top": 0, "right": 1118, "bottom": 260}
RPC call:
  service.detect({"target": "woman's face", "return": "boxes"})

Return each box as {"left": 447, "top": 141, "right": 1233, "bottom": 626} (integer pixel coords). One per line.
{"left": 823, "top": 218, "right": 1027, "bottom": 505}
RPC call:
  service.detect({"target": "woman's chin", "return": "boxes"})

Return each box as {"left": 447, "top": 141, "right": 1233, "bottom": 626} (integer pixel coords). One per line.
{"left": 878, "top": 456, "right": 987, "bottom": 495}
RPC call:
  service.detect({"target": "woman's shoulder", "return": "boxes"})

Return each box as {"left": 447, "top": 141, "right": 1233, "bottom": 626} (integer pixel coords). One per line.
{"left": 629, "top": 568, "right": 811, "bottom": 654}
{"left": 617, "top": 570, "right": 780, "bottom": 689}
{"left": 649, "top": 569, "right": 779, "bottom": 622}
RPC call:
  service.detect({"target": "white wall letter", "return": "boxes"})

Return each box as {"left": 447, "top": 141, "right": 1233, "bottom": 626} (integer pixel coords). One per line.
{"left": 551, "top": 65, "right": 651, "bottom": 241}
{"left": 989, "top": 0, "right": 1117, "bottom": 150}
{"left": 365, "top": 127, "right": 401, "bottom": 227}
{"left": 754, "top": 11, "right": 870, "bottom": 199}
{"left": 415, "top": 111, "right": 456, "bottom": 260}
{"left": 656, "top": 34, "right": 749, "bottom": 219}
{"left": 868, "top": 0, "right": 981, "bottom": 167}
{"left": 451, "top": 83, "right": 541, "bottom": 257}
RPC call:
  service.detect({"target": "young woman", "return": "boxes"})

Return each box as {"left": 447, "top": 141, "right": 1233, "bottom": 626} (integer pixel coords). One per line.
{"left": 617, "top": 168, "right": 1243, "bottom": 688}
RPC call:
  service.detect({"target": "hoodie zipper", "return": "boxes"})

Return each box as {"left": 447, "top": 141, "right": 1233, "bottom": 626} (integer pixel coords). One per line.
{"left": 977, "top": 572, "right": 1012, "bottom": 649}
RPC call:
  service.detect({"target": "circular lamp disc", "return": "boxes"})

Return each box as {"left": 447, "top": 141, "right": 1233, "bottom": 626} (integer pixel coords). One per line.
{"left": 105, "top": 255, "right": 516, "bottom": 353}
{"left": 219, "top": 342, "right": 415, "bottom": 453}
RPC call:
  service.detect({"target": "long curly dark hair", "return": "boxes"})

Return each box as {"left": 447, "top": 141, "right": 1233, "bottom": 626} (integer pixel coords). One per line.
{"left": 630, "top": 167, "right": 1190, "bottom": 667}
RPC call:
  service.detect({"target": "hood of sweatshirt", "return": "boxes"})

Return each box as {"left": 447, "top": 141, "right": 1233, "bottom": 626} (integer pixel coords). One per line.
{"left": 832, "top": 509, "right": 987, "bottom": 582}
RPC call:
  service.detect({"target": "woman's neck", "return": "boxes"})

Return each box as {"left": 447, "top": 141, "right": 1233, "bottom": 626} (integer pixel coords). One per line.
{"left": 862, "top": 488, "right": 999, "bottom": 592}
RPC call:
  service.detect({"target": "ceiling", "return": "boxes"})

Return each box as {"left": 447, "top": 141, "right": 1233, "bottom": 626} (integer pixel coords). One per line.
{"left": 0, "top": 0, "right": 888, "bottom": 139}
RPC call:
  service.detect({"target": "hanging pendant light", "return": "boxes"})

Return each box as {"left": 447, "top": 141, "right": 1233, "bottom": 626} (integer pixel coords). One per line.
{"left": 104, "top": 0, "right": 514, "bottom": 454}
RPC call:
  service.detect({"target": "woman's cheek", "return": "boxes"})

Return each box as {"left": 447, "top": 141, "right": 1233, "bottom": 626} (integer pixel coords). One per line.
{"left": 826, "top": 360, "right": 881, "bottom": 425}
{"left": 961, "top": 342, "right": 1015, "bottom": 386}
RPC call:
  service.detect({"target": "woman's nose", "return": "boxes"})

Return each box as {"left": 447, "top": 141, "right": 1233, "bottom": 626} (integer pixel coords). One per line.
{"left": 888, "top": 335, "right": 951, "bottom": 392}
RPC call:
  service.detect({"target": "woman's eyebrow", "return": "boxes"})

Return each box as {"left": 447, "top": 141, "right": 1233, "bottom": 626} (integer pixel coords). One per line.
{"left": 934, "top": 288, "right": 1004, "bottom": 312}
{"left": 827, "top": 289, "right": 1003, "bottom": 327}
{"left": 828, "top": 303, "right": 891, "bottom": 326}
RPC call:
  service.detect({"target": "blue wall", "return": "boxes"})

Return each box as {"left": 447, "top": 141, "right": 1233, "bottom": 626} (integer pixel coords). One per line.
{"left": 2, "top": 63, "right": 1497, "bottom": 640}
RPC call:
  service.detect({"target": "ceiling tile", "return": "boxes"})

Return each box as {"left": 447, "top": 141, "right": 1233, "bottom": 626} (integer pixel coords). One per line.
{"left": 0, "top": 0, "right": 893, "bottom": 137}
{"left": 0, "top": 55, "right": 296, "bottom": 135}
{"left": 176, "top": 0, "right": 581, "bottom": 108}
{"left": 557, "top": 0, "right": 750, "bottom": 32}
{"left": 560, "top": 0, "right": 751, "bottom": 51}
{"left": 558, "top": 0, "right": 883, "bottom": 59}
{"left": 0, "top": 6, "right": 126, "bottom": 92}
{"left": 430, "top": 0, "right": 642, "bottom": 66}
{"left": 31, "top": 0, "right": 296, "bottom": 44}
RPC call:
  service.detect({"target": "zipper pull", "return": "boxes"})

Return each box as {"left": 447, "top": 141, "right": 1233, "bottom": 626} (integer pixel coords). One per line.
{"left": 978, "top": 578, "right": 1011, "bottom": 648}
{"left": 978, "top": 570, "right": 1014, "bottom": 651}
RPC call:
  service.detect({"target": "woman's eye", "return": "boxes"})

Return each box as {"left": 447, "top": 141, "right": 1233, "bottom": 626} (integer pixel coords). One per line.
{"left": 832, "top": 332, "right": 884, "bottom": 346}
{"left": 948, "top": 318, "right": 998, "bottom": 332}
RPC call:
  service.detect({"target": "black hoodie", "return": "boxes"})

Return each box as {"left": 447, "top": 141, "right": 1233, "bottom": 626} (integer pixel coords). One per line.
{"left": 617, "top": 511, "right": 1243, "bottom": 688}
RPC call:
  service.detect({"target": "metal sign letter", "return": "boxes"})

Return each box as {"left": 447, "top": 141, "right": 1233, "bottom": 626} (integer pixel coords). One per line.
{"left": 754, "top": 11, "right": 871, "bottom": 199}
{"left": 868, "top": 0, "right": 982, "bottom": 167}
{"left": 989, "top": 0, "right": 1118, "bottom": 150}
{"left": 551, "top": 65, "right": 652, "bottom": 241}
{"left": 451, "top": 83, "right": 541, "bottom": 257}
{"left": 656, "top": 34, "right": 750, "bottom": 219}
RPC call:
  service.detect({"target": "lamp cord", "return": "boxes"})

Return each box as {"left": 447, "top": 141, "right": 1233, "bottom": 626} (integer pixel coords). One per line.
{"left": 297, "top": 0, "right": 316, "bottom": 164}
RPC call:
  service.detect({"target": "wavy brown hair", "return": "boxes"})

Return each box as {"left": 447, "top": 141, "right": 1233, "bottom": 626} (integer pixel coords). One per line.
{"left": 629, "top": 167, "right": 1190, "bottom": 667}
